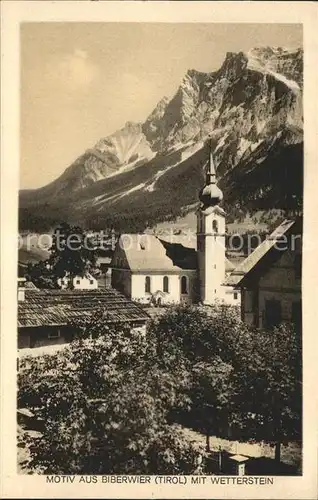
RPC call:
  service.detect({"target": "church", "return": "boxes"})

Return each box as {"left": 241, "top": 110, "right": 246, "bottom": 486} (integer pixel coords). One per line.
{"left": 110, "top": 146, "right": 240, "bottom": 307}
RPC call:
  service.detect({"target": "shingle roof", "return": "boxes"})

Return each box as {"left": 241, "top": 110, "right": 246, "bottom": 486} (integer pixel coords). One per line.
{"left": 225, "top": 219, "right": 296, "bottom": 286}
{"left": 18, "top": 288, "right": 149, "bottom": 328}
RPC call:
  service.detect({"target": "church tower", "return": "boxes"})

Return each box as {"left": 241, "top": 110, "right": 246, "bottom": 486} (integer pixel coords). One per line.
{"left": 197, "top": 140, "right": 226, "bottom": 304}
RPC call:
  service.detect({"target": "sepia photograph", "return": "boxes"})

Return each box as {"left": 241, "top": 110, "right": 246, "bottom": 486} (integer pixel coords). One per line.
{"left": 17, "top": 20, "right": 303, "bottom": 476}
{"left": 1, "top": 2, "right": 318, "bottom": 499}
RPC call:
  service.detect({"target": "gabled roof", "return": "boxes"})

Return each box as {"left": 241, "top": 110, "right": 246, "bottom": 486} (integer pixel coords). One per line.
{"left": 112, "top": 234, "right": 197, "bottom": 272}
{"left": 112, "top": 233, "right": 235, "bottom": 273}
{"left": 24, "top": 281, "right": 38, "bottom": 290}
{"left": 18, "top": 288, "right": 149, "bottom": 328}
{"left": 226, "top": 219, "right": 298, "bottom": 287}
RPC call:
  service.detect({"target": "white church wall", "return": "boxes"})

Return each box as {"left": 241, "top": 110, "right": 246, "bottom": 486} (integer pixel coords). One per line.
{"left": 131, "top": 271, "right": 197, "bottom": 304}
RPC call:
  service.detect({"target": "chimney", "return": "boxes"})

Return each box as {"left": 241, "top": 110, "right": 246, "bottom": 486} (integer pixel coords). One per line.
{"left": 18, "top": 278, "right": 26, "bottom": 302}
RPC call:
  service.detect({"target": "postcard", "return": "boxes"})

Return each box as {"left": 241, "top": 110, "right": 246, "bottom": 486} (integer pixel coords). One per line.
{"left": 1, "top": 1, "right": 317, "bottom": 498}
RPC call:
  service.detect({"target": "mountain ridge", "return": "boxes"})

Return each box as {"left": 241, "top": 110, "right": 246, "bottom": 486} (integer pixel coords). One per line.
{"left": 20, "top": 46, "right": 303, "bottom": 232}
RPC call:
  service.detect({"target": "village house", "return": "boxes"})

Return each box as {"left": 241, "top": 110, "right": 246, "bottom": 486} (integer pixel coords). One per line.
{"left": 227, "top": 218, "right": 302, "bottom": 330}
{"left": 111, "top": 146, "right": 240, "bottom": 307}
{"left": 57, "top": 272, "right": 98, "bottom": 290}
{"left": 17, "top": 279, "right": 149, "bottom": 356}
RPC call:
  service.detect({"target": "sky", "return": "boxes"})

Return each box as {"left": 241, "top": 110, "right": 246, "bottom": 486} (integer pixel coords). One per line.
{"left": 20, "top": 23, "right": 302, "bottom": 189}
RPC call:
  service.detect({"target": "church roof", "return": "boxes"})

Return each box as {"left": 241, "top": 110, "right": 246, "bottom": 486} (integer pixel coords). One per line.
{"left": 114, "top": 233, "right": 235, "bottom": 273}
{"left": 115, "top": 234, "right": 197, "bottom": 272}
{"left": 225, "top": 219, "right": 297, "bottom": 286}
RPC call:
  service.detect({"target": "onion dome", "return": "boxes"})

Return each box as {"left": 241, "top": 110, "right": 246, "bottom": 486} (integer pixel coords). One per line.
{"left": 199, "top": 142, "right": 223, "bottom": 207}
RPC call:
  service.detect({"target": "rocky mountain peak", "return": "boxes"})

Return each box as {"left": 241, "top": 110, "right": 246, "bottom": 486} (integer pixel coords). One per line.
{"left": 20, "top": 46, "right": 303, "bottom": 232}
{"left": 219, "top": 51, "right": 249, "bottom": 79}
{"left": 247, "top": 46, "right": 303, "bottom": 89}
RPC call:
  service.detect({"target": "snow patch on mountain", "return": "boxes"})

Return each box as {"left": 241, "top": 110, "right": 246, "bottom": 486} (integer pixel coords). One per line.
{"left": 19, "top": 45, "right": 303, "bottom": 231}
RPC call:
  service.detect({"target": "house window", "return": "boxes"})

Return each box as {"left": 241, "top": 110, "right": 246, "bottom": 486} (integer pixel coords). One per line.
{"left": 292, "top": 300, "right": 302, "bottom": 330}
{"left": 294, "top": 254, "right": 302, "bottom": 280}
{"left": 48, "top": 329, "right": 61, "bottom": 339}
{"left": 212, "top": 220, "right": 219, "bottom": 233}
{"left": 181, "top": 276, "right": 188, "bottom": 295}
{"left": 234, "top": 292, "right": 238, "bottom": 300}
{"left": 89, "top": 279, "right": 94, "bottom": 285}
{"left": 76, "top": 279, "right": 80, "bottom": 285}
{"left": 163, "top": 276, "right": 169, "bottom": 293}
{"left": 145, "top": 276, "right": 151, "bottom": 294}
{"left": 264, "top": 299, "right": 282, "bottom": 329}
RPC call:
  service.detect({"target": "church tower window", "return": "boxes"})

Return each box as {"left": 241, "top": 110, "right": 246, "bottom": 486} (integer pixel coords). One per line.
{"left": 145, "top": 276, "right": 151, "bottom": 294}
{"left": 163, "top": 276, "right": 169, "bottom": 293}
{"left": 181, "top": 276, "right": 188, "bottom": 295}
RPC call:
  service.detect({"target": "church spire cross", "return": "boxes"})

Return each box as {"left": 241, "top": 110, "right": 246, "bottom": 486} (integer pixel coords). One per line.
{"left": 206, "top": 138, "right": 216, "bottom": 185}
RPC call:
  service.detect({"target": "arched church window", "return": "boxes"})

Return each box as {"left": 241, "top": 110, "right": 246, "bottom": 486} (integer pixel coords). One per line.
{"left": 181, "top": 276, "right": 188, "bottom": 295}
{"left": 145, "top": 276, "right": 151, "bottom": 294}
{"left": 212, "top": 219, "right": 219, "bottom": 233}
{"left": 163, "top": 276, "right": 169, "bottom": 293}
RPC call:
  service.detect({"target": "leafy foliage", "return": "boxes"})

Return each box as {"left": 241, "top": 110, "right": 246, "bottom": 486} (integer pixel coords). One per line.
{"left": 18, "top": 304, "right": 301, "bottom": 473}
{"left": 18, "top": 320, "right": 197, "bottom": 474}
{"left": 149, "top": 304, "right": 302, "bottom": 459}
{"left": 25, "top": 223, "right": 97, "bottom": 289}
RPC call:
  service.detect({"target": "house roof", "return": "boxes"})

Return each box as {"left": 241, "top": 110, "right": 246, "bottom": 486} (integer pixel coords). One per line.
{"left": 114, "top": 233, "right": 235, "bottom": 273}
{"left": 225, "top": 219, "right": 297, "bottom": 287}
{"left": 58, "top": 273, "right": 96, "bottom": 281}
{"left": 18, "top": 288, "right": 149, "bottom": 328}
{"left": 24, "top": 281, "right": 38, "bottom": 290}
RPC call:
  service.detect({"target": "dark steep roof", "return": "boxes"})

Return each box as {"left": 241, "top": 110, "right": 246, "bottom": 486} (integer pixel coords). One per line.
{"left": 18, "top": 288, "right": 149, "bottom": 328}
{"left": 226, "top": 219, "right": 298, "bottom": 286}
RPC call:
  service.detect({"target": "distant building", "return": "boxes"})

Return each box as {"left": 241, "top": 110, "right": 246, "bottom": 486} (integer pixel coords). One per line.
{"left": 17, "top": 285, "right": 149, "bottom": 355}
{"left": 111, "top": 143, "right": 240, "bottom": 306}
{"left": 57, "top": 272, "right": 98, "bottom": 290}
{"left": 227, "top": 218, "right": 302, "bottom": 330}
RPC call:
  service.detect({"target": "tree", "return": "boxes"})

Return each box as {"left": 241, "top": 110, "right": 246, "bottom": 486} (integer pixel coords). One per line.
{"left": 18, "top": 318, "right": 198, "bottom": 474}
{"left": 229, "top": 322, "right": 302, "bottom": 464}
{"left": 26, "top": 223, "right": 97, "bottom": 289}
{"left": 191, "top": 358, "right": 234, "bottom": 451}
{"left": 19, "top": 305, "right": 301, "bottom": 472}
{"left": 148, "top": 303, "right": 240, "bottom": 449}
{"left": 48, "top": 222, "right": 97, "bottom": 281}
{"left": 149, "top": 304, "right": 302, "bottom": 466}
{"left": 26, "top": 260, "right": 58, "bottom": 289}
